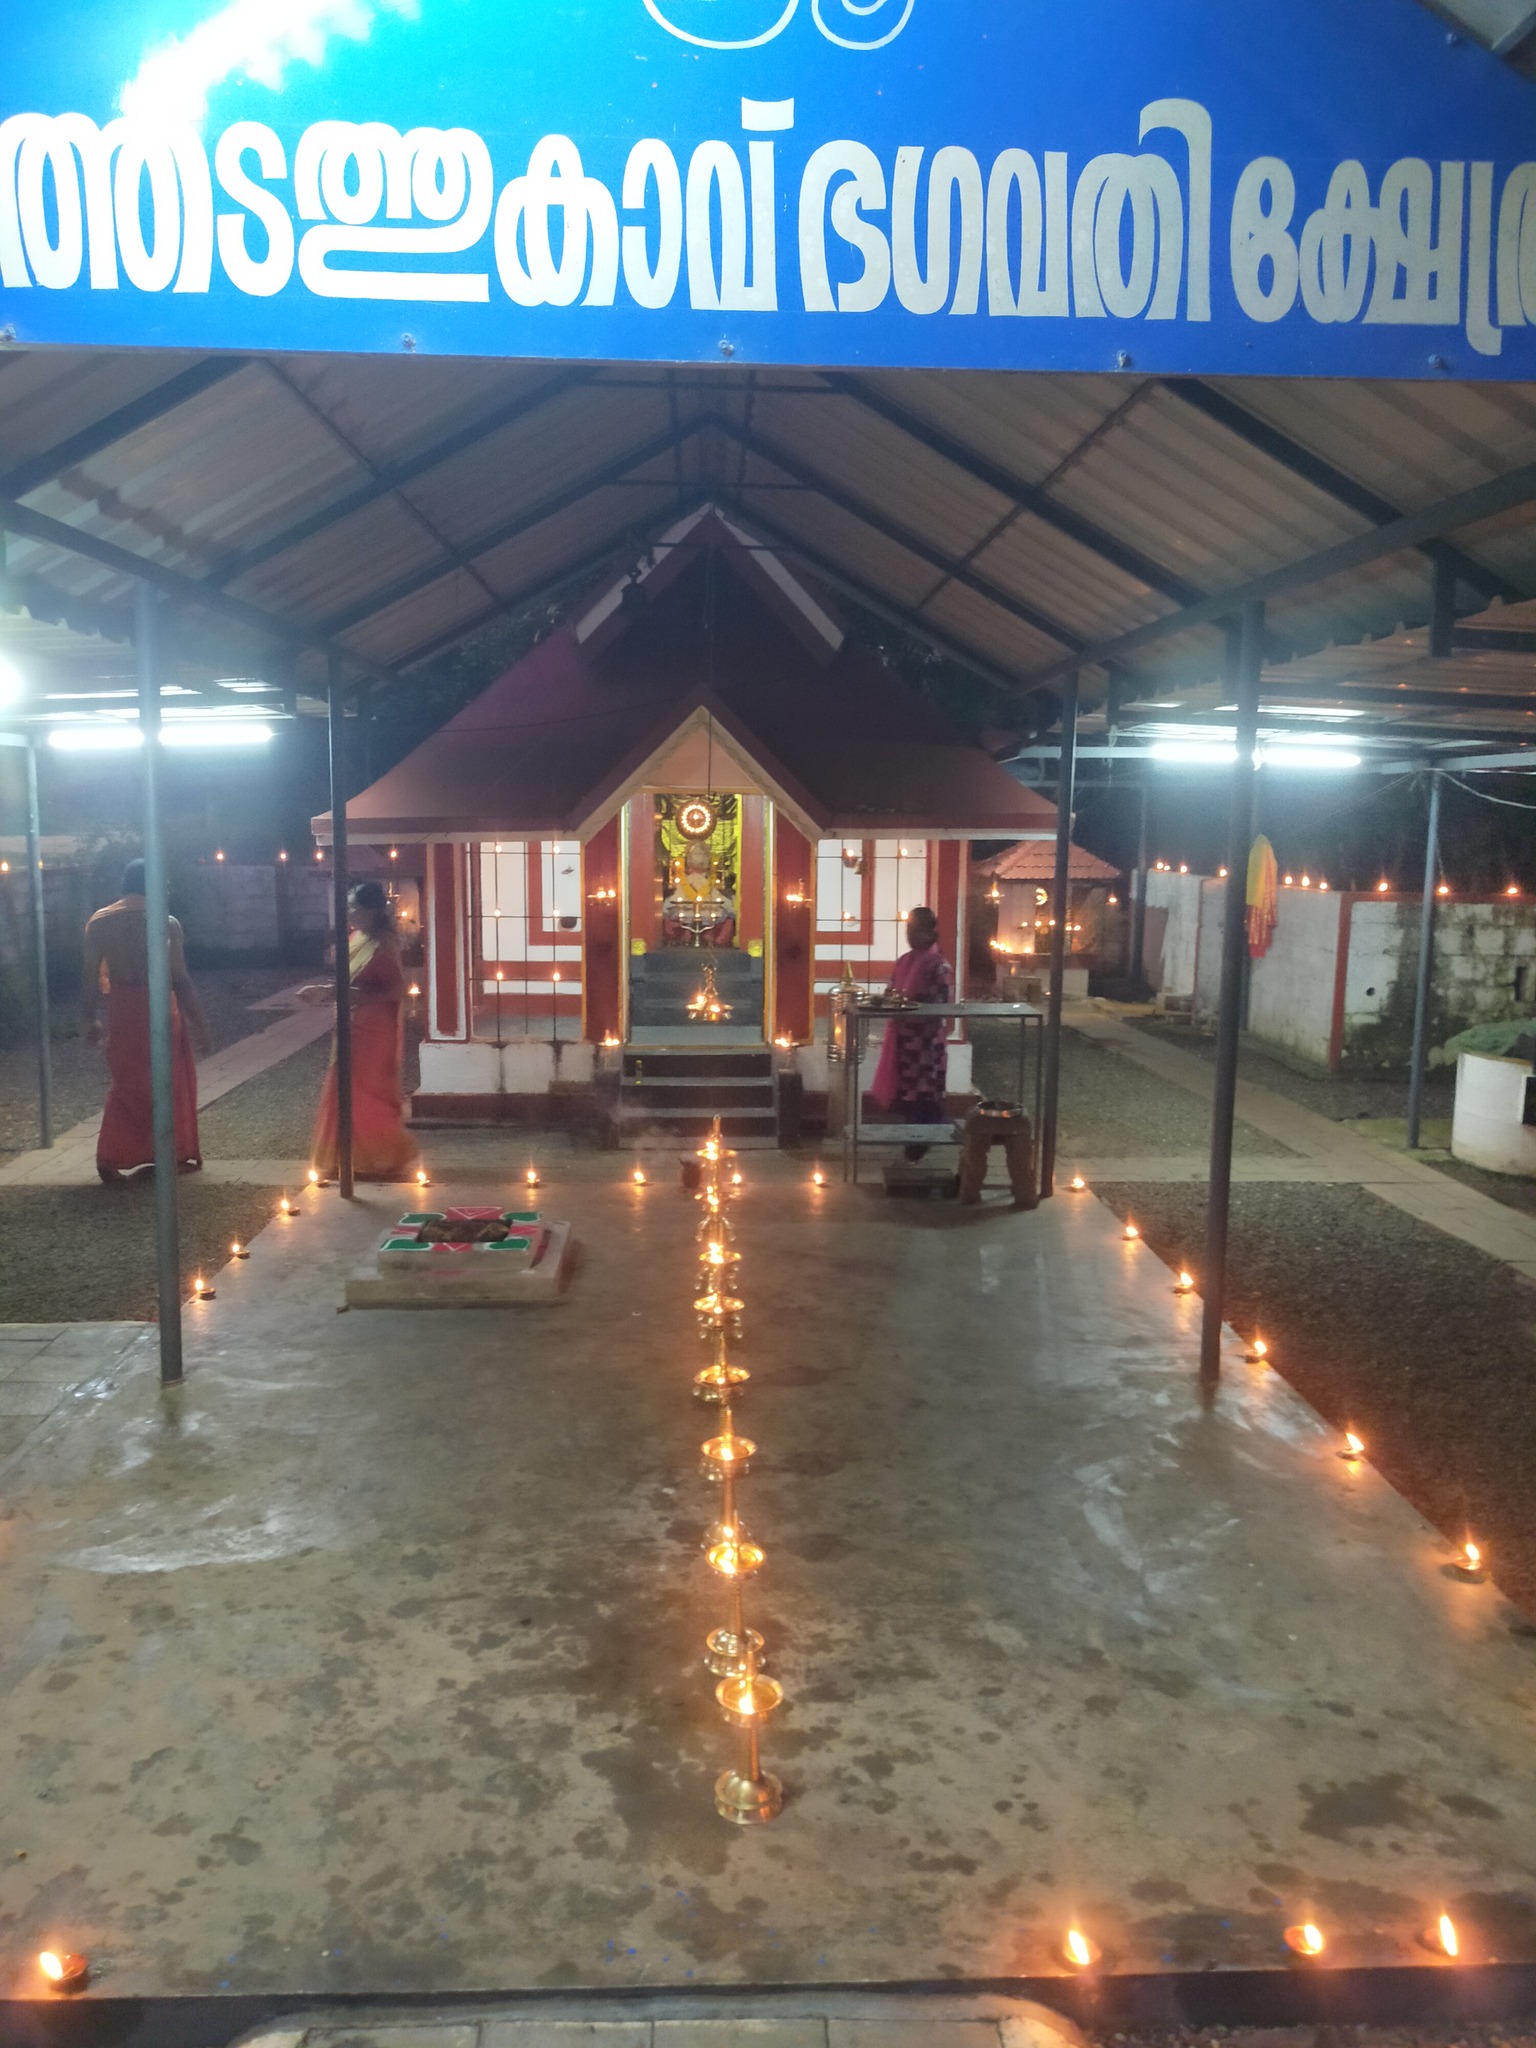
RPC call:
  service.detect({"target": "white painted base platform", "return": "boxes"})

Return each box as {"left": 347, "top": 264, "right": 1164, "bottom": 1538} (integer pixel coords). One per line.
{"left": 1451, "top": 1048, "right": 1536, "bottom": 1175}
{"left": 344, "top": 1222, "right": 575, "bottom": 1307}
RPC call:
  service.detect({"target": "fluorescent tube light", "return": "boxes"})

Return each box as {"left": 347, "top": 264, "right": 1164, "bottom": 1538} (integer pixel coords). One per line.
{"left": 47, "top": 726, "right": 144, "bottom": 752}
{"left": 160, "top": 721, "right": 274, "bottom": 748}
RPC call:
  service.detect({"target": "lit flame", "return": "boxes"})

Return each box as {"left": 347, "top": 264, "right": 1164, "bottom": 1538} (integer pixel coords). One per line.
{"left": 1507, "top": 884, "right": 1521, "bottom": 898}
{"left": 279, "top": 1196, "right": 292, "bottom": 1215}
{"left": 1344, "top": 1430, "right": 1364, "bottom": 1457}
{"left": 1069, "top": 1175, "right": 1086, "bottom": 1191}
{"left": 38, "top": 1952, "right": 64, "bottom": 1982}
{"left": 1297, "top": 1923, "right": 1325, "bottom": 1956}
{"left": 1176, "top": 1270, "right": 1194, "bottom": 1291}
{"left": 407, "top": 983, "right": 421, "bottom": 997}
{"left": 632, "top": 1167, "right": 647, "bottom": 1186}
{"left": 1123, "top": 1220, "right": 1139, "bottom": 1240}
{"left": 230, "top": 1241, "right": 243, "bottom": 1255}
{"left": 812, "top": 1168, "right": 826, "bottom": 1187}
{"left": 707, "top": 1537, "right": 764, "bottom": 1577}
{"left": 1464, "top": 1539, "right": 1482, "bottom": 1571}
{"left": 192, "top": 1274, "right": 205, "bottom": 1295}
{"left": 1378, "top": 880, "right": 1390, "bottom": 893}
{"left": 525, "top": 1167, "right": 540, "bottom": 1187}
{"left": 416, "top": 1168, "right": 429, "bottom": 1187}
{"left": 1438, "top": 1913, "right": 1459, "bottom": 1957}
{"left": 308, "top": 1167, "right": 320, "bottom": 1185}
{"left": 1064, "top": 1928, "right": 1096, "bottom": 1968}
{"left": 731, "top": 1171, "right": 743, "bottom": 1187}
{"left": 1251, "top": 1335, "right": 1268, "bottom": 1359}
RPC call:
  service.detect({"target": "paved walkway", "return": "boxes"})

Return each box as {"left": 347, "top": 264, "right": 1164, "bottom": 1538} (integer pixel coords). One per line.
{"left": 1, "top": 1153, "right": 1533, "bottom": 2001}
{"left": 1066, "top": 1007, "right": 1536, "bottom": 1285}
{"left": 0, "top": 1000, "right": 333, "bottom": 1189}
{"left": 0, "top": 1321, "right": 150, "bottom": 1466}
{"left": 239, "top": 2000, "right": 1082, "bottom": 2048}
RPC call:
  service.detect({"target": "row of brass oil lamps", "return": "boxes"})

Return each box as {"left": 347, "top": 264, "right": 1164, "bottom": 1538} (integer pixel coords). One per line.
{"left": 690, "top": 1119, "right": 786, "bottom": 1825}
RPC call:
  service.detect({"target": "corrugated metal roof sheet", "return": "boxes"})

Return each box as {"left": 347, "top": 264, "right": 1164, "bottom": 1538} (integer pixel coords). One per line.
{"left": 0, "top": 343, "right": 1532, "bottom": 752}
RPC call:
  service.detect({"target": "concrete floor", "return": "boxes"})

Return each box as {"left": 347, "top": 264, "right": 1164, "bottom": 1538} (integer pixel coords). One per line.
{"left": 1, "top": 1146, "right": 1534, "bottom": 2001}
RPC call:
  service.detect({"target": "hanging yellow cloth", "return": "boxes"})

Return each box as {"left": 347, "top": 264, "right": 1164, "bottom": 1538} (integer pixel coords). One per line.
{"left": 1246, "top": 834, "right": 1278, "bottom": 959}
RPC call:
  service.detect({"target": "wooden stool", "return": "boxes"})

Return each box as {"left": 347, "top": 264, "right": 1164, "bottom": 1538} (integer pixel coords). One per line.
{"left": 957, "top": 1104, "right": 1036, "bottom": 1207}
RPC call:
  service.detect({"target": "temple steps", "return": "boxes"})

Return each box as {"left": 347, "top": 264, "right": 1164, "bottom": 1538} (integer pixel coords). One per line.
{"left": 628, "top": 947, "right": 765, "bottom": 1030}
{"left": 617, "top": 1045, "right": 780, "bottom": 1148}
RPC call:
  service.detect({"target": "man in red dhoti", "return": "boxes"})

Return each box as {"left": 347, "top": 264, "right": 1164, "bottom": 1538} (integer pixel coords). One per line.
{"left": 82, "top": 859, "right": 209, "bottom": 1184}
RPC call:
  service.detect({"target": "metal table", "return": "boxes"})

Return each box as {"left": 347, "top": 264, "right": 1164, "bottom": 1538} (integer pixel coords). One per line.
{"left": 832, "top": 996, "right": 1045, "bottom": 1185}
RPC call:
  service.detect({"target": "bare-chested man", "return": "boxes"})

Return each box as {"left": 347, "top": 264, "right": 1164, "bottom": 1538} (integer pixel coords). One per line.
{"left": 82, "top": 858, "right": 210, "bottom": 1183}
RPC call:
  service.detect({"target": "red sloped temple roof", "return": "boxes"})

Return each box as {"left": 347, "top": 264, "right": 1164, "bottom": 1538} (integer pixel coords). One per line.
{"left": 976, "top": 840, "right": 1120, "bottom": 884}
{"left": 316, "top": 515, "right": 1058, "bottom": 846}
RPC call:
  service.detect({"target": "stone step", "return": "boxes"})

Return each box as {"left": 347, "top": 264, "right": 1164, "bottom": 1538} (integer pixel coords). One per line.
{"left": 622, "top": 1052, "right": 774, "bottom": 1079}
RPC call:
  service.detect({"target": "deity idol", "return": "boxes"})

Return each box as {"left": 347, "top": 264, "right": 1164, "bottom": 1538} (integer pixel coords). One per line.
{"left": 663, "top": 836, "right": 737, "bottom": 947}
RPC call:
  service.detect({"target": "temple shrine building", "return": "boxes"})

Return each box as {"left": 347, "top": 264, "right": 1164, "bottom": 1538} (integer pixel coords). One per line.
{"left": 319, "top": 510, "right": 1058, "bottom": 1136}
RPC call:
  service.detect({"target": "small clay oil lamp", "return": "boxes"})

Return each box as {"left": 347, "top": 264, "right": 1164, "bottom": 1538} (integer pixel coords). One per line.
{"left": 38, "top": 1950, "right": 89, "bottom": 1993}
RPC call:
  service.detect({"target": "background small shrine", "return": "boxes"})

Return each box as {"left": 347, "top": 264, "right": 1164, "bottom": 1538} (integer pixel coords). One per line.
{"left": 974, "top": 838, "right": 1124, "bottom": 999}
{"left": 319, "top": 509, "right": 1057, "bottom": 1139}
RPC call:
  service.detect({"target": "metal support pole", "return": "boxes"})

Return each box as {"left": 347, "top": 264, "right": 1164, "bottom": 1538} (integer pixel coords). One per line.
{"left": 135, "top": 585, "right": 183, "bottom": 1387}
{"left": 1406, "top": 770, "right": 1443, "bottom": 1150}
{"left": 1039, "top": 671, "right": 1078, "bottom": 1199}
{"left": 1429, "top": 556, "right": 1457, "bottom": 660}
{"left": 1199, "top": 600, "right": 1265, "bottom": 1390}
{"left": 1130, "top": 779, "right": 1149, "bottom": 990}
{"left": 24, "top": 738, "right": 52, "bottom": 1147}
{"left": 328, "top": 654, "right": 354, "bottom": 1199}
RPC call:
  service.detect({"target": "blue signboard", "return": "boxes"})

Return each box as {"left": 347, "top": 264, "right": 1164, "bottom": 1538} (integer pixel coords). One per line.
{"left": 2, "top": 0, "right": 1534, "bottom": 376}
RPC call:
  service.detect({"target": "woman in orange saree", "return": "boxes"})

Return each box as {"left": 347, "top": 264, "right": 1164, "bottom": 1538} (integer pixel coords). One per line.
{"left": 309, "top": 883, "right": 421, "bottom": 1182}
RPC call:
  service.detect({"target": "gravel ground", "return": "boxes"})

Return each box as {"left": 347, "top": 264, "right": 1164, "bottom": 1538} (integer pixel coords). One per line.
{"left": 970, "top": 1019, "right": 1292, "bottom": 1158}
{"left": 1125, "top": 1016, "right": 1536, "bottom": 1228}
{"left": 0, "top": 1178, "right": 290, "bottom": 1324}
{"left": 198, "top": 1033, "right": 333, "bottom": 1159}
{"left": 1434, "top": 1154, "right": 1536, "bottom": 1218}
{"left": 1130, "top": 1013, "right": 1457, "bottom": 1124}
{"left": 0, "top": 965, "right": 305, "bottom": 1162}
{"left": 197, "top": 1013, "right": 424, "bottom": 1159}
{"left": 1090, "top": 1179, "right": 1536, "bottom": 1625}
{"left": 0, "top": 1007, "right": 425, "bottom": 1326}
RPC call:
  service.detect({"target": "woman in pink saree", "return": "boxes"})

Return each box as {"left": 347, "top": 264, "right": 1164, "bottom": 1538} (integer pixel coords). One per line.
{"left": 870, "top": 907, "right": 954, "bottom": 1147}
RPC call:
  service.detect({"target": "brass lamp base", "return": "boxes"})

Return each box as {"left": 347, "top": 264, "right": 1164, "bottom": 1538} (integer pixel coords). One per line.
{"left": 694, "top": 1362, "right": 750, "bottom": 1404}
{"left": 714, "top": 1765, "right": 784, "bottom": 1825}
{"left": 706, "top": 1623, "right": 766, "bottom": 1677}
{"left": 701, "top": 1434, "right": 756, "bottom": 1478}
